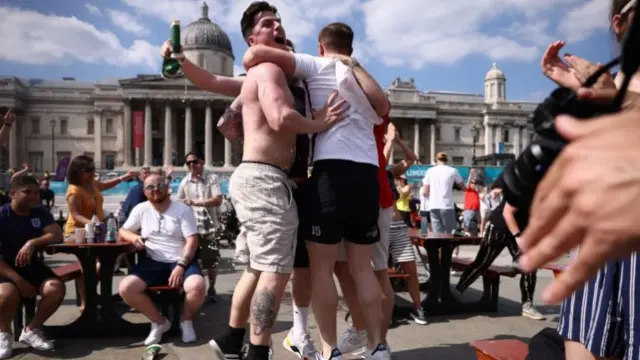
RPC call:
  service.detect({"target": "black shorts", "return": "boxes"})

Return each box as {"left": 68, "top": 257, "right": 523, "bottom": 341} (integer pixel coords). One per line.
{"left": 307, "top": 160, "right": 380, "bottom": 245}
{"left": 0, "top": 262, "right": 58, "bottom": 288}
{"left": 293, "top": 183, "right": 310, "bottom": 268}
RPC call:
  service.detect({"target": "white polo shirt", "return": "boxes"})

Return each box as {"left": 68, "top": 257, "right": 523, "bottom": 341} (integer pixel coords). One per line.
{"left": 293, "top": 53, "right": 380, "bottom": 167}
{"left": 422, "top": 164, "right": 463, "bottom": 210}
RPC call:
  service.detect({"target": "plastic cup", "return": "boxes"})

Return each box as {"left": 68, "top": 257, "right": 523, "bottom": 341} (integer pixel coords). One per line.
{"left": 74, "top": 228, "right": 86, "bottom": 244}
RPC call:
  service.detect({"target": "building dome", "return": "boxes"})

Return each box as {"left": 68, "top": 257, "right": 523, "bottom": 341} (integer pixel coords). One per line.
{"left": 182, "top": 2, "right": 234, "bottom": 59}
{"left": 485, "top": 62, "right": 505, "bottom": 81}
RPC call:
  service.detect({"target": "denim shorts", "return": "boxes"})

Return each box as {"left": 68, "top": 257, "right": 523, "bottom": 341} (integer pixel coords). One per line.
{"left": 131, "top": 257, "right": 203, "bottom": 287}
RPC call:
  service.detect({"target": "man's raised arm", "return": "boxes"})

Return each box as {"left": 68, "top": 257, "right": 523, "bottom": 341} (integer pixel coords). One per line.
{"left": 248, "top": 63, "right": 338, "bottom": 134}
{"left": 161, "top": 40, "right": 243, "bottom": 97}
{"left": 243, "top": 45, "right": 297, "bottom": 76}
{"left": 335, "top": 56, "right": 390, "bottom": 117}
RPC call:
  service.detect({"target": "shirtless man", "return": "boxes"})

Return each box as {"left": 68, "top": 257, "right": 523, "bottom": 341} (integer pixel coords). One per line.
{"left": 209, "top": 3, "right": 348, "bottom": 360}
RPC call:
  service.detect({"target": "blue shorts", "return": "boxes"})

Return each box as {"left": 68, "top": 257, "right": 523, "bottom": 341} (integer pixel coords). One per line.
{"left": 558, "top": 252, "right": 640, "bottom": 359}
{"left": 131, "top": 257, "right": 203, "bottom": 287}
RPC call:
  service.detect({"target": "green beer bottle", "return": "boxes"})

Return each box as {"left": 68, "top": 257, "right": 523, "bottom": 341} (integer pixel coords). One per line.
{"left": 161, "top": 20, "right": 183, "bottom": 79}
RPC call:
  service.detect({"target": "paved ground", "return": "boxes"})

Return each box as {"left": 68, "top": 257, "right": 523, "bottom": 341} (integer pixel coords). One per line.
{"left": 11, "top": 244, "right": 561, "bottom": 359}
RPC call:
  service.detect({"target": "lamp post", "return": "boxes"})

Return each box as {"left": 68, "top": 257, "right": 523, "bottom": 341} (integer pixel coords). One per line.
{"left": 471, "top": 124, "right": 479, "bottom": 165}
{"left": 50, "top": 119, "right": 56, "bottom": 171}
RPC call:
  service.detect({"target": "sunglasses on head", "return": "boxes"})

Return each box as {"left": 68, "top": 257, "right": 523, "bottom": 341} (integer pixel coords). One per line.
{"left": 144, "top": 183, "right": 167, "bottom": 191}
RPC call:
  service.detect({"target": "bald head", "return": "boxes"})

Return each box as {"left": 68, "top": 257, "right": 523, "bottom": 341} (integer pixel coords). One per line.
{"left": 144, "top": 174, "right": 164, "bottom": 186}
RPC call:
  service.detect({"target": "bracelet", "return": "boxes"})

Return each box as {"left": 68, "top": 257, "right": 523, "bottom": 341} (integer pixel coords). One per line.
{"left": 512, "top": 232, "right": 521, "bottom": 238}
{"left": 177, "top": 262, "right": 187, "bottom": 269}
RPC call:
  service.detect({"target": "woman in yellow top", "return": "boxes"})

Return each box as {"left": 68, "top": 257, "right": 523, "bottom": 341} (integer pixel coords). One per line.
{"left": 395, "top": 175, "right": 413, "bottom": 227}
{"left": 63, "top": 155, "right": 136, "bottom": 237}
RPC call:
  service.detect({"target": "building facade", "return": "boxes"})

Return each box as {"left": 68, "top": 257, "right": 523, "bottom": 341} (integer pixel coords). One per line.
{"left": 0, "top": 2, "right": 538, "bottom": 172}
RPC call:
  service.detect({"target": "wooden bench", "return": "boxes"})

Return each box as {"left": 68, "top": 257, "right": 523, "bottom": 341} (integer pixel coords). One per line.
{"left": 451, "top": 258, "right": 518, "bottom": 312}
{"left": 147, "top": 285, "right": 184, "bottom": 336}
{"left": 14, "top": 262, "right": 83, "bottom": 340}
{"left": 470, "top": 339, "right": 528, "bottom": 360}
{"left": 541, "top": 263, "right": 566, "bottom": 279}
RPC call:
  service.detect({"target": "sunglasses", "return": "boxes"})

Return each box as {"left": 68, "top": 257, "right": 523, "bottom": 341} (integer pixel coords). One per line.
{"left": 185, "top": 160, "right": 201, "bottom": 166}
{"left": 144, "top": 183, "right": 167, "bottom": 191}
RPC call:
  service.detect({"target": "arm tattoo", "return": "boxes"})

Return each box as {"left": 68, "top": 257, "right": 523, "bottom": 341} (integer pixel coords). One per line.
{"left": 250, "top": 290, "right": 277, "bottom": 336}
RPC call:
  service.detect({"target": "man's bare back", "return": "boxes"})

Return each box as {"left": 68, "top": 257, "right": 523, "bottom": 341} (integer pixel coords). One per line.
{"left": 240, "top": 63, "right": 297, "bottom": 170}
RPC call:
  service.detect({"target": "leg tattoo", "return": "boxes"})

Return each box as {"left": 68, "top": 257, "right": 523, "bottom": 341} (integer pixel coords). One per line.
{"left": 250, "top": 290, "right": 277, "bottom": 336}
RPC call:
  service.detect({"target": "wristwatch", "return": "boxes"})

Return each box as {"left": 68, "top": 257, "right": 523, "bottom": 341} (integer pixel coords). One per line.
{"left": 177, "top": 262, "right": 187, "bottom": 269}
{"left": 349, "top": 57, "right": 360, "bottom": 70}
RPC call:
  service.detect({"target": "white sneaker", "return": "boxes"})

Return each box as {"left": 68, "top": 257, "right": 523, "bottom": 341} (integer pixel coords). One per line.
{"left": 19, "top": 328, "right": 54, "bottom": 350}
{"left": 337, "top": 327, "right": 367, "bottom": 355}
{"left": 362, "top": 344, "right": 391, "bottom": 360}
{"left": 144, "top": 318, "right": 171, "bottom": 346}
{"left": 180, "top": 320, "right": 196, "bottom": 343}
{"left": 282, "top": 328, "right": 323, "bottom": 359}
{"left": 0, "top": 332, "right": 12, "bottom": 359}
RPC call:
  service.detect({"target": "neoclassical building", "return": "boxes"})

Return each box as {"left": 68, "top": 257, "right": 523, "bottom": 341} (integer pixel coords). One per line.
{"left": 0, "top": 2, "right": 538, "bottom": 172}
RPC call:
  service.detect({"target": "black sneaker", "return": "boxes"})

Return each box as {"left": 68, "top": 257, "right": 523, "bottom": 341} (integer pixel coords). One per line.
{"left": 328, "top": 348, "right": 343, "bottom": 359}
{"left": 209, "top": 338, "right": 244, "bottom": 359}
{"left": 410, "top": 308, "right": 428, "bottom": 325}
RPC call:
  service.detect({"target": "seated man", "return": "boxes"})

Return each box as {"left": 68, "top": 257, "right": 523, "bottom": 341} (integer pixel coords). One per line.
{"left": 0, "top": 174, "right": 65, "bottom": 358}
{"left": 118, "top": 174, "right": 205, "bottom": 345}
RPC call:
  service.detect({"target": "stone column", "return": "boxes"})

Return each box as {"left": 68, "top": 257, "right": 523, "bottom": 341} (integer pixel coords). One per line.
{"left": 522, "top": 126, "right": 529, "bottom": 148}
{"left": 513, "top": 125, "right": 521, "bottom": 156}
{"left": 9, "top": 119, "right": 17, "bottom": 170}
{"left": 144, "top": 100, "right": 153, "bottom": 167}
{"left": 494, "top": 124, "right": 502, "bottom": 154}
{"left": 184, "top": 103, "right": 193, "bottom": 155}
{"left": 122, "top": 101, "right": 132, "bottom": 167}
{"left": 224, "top": 139, "right": 232, "bottom": 167}
{"left": 204, "top": 103, "right": 214, "bottom": 168}
{"left": 429, "top": 122, "right": 436, "bottom": 164}
{"left": 163, "top": 101, "right": 173, "bottom": 167}
{"left": 483, "top": 123, "right": 491, "bottom": 155}
{"left": 413, "top": 119, "right": 420, "bottom": 158}
{"left": 94, "top": 111, "right": 103, "bottom": 168}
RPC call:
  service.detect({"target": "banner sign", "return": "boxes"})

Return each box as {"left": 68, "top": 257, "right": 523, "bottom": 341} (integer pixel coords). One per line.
{"left": 133, "top": 111, "right": 144, "bottom": 149}
{"left": 395, "top": 165, "right": 505, "bottom": 185}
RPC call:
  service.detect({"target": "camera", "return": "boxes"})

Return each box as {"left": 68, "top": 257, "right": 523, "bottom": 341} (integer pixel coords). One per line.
{"left": 501, "top": 88, "right": 617, "bottom": 210}
{"left": 501, "top": 7, "right": 640, "bottom": 210}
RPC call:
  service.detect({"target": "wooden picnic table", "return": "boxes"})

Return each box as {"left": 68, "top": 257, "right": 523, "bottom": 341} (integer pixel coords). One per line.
{"left": 409, "top": 228, "right": 482, "bottom": 315}
{"left": 45, "top": 241, "right": 148, "bottom": 338}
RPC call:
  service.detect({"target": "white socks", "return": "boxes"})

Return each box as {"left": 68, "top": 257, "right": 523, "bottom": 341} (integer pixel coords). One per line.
{"left": 292, "top": 303, "right": 309, "bottom": 336}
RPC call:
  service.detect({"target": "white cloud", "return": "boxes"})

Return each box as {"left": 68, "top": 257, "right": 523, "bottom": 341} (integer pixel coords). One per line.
{"left": 107, "top": 9, "right": 149, "bottom": 36}
{"left": 0, "top": 6, "right": 158, "bottom": 69}
{"left": 506, "top": 20, "right": 554, "bottom": 46}
{"left": 85, "top": 3, "right": 102, "bottom": 16}
{"left": 559, "top": 0, "right": 611, "bottom": 42}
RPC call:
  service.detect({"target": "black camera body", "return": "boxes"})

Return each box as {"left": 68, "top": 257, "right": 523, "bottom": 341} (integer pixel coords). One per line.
{"left": 502, "top": 87, "right": 618, "bottom": 210}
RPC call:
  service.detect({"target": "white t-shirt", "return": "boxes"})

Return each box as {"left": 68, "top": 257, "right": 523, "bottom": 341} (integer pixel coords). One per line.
{"left": 293, "top": 53, "right": 379, "bottom": 166}
{"left": 122, "top": 201, "right": 197, "bottom": 263}
{"left": 422, "top": 164, "right": 464, "bottom": 210}
{"left": 419, "top": 193, "right": 430, "bottom": 212}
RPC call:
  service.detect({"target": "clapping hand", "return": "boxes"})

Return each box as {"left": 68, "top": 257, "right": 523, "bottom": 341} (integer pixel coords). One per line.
{"left": 2, "top": 109, "right": 15, "bottom": 125}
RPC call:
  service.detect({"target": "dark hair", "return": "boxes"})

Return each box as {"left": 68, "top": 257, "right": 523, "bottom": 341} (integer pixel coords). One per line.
{"left": 67, "top": 155, "right": 95, "bottom": 186}
{"left": 318, "top": 22, "right": 354, "bottom": 55}
{"left": 240, "top": 1, "right": 279, "bottom": 42}
{"left": 11, "top": 174, "right": 38, "bottom": 190}
{"left": 611, "top": 0, "right": 635, "bottom": 41}
{"left": 184, "top": 151, "right": 202, "bottom": 161}
{"left": 285, "top": 39, "right": 295, "bottom": 52}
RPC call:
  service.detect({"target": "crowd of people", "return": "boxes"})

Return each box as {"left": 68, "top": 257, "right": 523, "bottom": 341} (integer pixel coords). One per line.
{"left": 1, "top": 0, "right": 640, "bottom": 359}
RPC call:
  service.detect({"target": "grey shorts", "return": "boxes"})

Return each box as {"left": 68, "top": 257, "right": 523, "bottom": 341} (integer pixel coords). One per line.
{"left": 337, "top": 206, "right": 393, "bottom": 271}
{"left": 229, "top": 162, "right": 298, "bottom": 274}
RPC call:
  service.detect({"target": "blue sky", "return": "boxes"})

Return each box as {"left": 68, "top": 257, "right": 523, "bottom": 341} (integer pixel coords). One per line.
{"left": 0, "top": 0, "right": 616, "bottom": 102}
